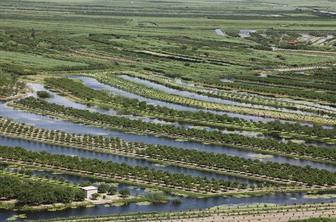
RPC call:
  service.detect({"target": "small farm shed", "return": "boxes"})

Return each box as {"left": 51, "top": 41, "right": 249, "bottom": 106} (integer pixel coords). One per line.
{"left": 81, "top": 186, "right": 98, "bottom": 199}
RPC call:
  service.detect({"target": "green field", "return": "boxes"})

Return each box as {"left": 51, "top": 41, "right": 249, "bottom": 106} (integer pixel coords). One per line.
{"left": 0, "top": 50, "right": 87, "bottom": 69}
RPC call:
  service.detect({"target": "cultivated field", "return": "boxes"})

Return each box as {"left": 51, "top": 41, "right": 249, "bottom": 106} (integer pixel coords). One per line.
{"left": 0, "top": 0, "right": 336, "bottom": 221}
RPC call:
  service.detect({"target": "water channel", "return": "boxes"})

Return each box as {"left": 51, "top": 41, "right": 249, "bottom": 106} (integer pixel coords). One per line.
{"left": 72, "top": 76, "right": 277, "bottom": 122}
{"left": 1, "top": 191, "right": 335, "bottom": 221}
{"left": 0, "top": 135, "right": 256, "bottom": 184}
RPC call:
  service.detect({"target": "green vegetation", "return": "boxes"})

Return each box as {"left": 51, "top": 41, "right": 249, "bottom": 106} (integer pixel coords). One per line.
{"left": 119, "top": 71, "right": 336, "bottom": 117}
{"left": 30, "top": 202, "right": 336, "bottom": 222}
{"left": 140, "top": 146, "right": 336, "bottom": 185}
{"left": 0, "top": 50, "right": 88, "bottom": 73}
{"left": 291, "top": 219, "right": 336, "bottom": 222}
{"left": 1, "top": 117, "right": 335, "bottom": 187}
{"left": 45, "top": 77, "right": 336, "bottom": 145}
{"left": 36, "top": 90, "right": 51, "bottom": 98}
{"left": 1, "top": 0, "right": 336, "bottom": 220}
{"left": 0, "top": 146, "right": 250, "bottom": 194}
{"left": 97, "top": 183, "right": 112, "bottom": 194}
{"left": 95, "top": 74, "right": 336, "bottom": 124}
{"left": 144, "top": 192, "right": 168, "bottom": 204}
{"left": 0, "top": 72, "right": 25, "bottom": 100}
{"left": 0, "top": 171, "right": 84, "bottom": 206}
{"left": 119, "top": 189, "right": 131, "bottom": 198}
{"left": 14, "top": 97, "right": 336, "bottom": 163}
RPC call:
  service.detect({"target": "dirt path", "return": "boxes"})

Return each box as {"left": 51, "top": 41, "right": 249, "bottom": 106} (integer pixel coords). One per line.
{"left": 275, "top": 66, "right": 328, "bottom": 72}
{"left": 274, "top": 48, "right": 336, "bottom": 56}
{"left": 149, "top": 209, "right": 336, "bottom": 222}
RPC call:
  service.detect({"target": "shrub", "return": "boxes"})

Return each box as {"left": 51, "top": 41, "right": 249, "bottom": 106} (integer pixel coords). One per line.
{"left": 36, "top": 91, "right": 51, "bottom": 99}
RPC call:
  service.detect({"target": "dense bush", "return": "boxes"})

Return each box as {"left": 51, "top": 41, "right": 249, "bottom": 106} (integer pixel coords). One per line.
{"left": 0, "top": 72, "right": 25, "bottom": 98}
{"left": 291, "top": 219, "right": 336, "bottom": 222}
{"left": 140, "top": 146, "right": 336, "bottom": 185}
{"left": 45, "top": 77, "right": 336, "bottom": 143}
{"left": 0, "top": 174, "right": 84, "bottom": 205}
{"left": 37, "top": 90, "right": 52, "bottom": 99}
{"left": 0, "top": 146, "right": 247, "bottom": 192}
{"left": 15, "top": 97, "right": 336, "bottom": 161}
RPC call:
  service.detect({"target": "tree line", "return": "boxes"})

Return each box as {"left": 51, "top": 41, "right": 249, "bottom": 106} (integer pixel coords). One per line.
{"left": 45, "top": 77, "right": 336, "bottom": 144}
{"left": 15, "top": 97, "right": 336, "bottom": 162}
{"left": 0, "top": 173, "right": 84, "bottom": 205}
{"left": 0, "top": 146, "right": 249, "bottom": 193}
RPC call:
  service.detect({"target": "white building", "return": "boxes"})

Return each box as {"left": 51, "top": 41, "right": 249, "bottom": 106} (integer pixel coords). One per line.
{"left": 81, "top": 186, "right": 98, "bottom": 199}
